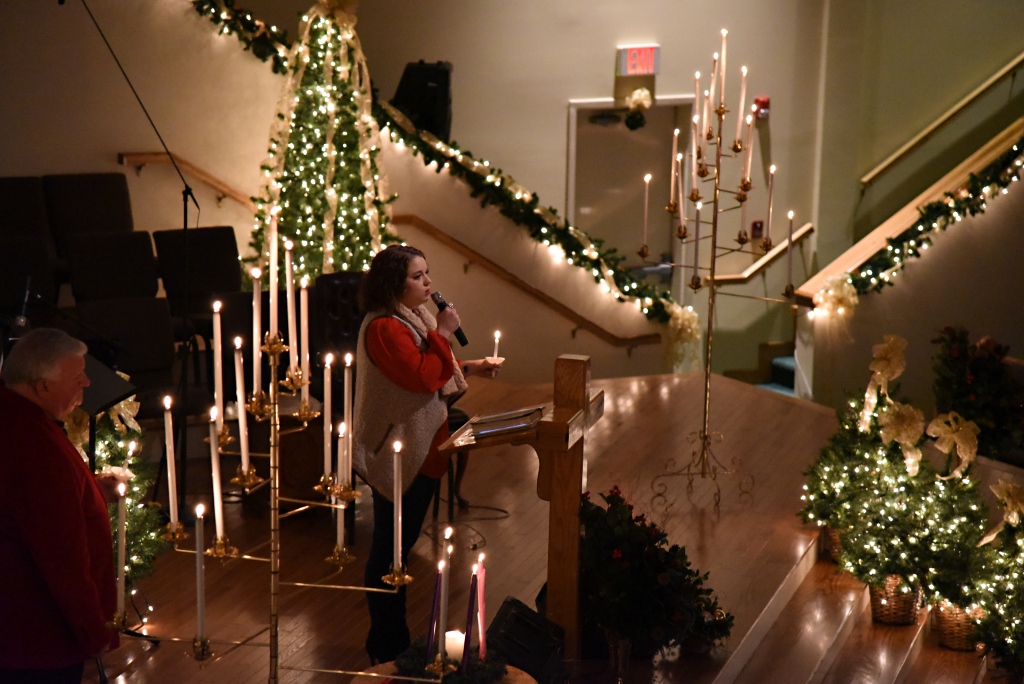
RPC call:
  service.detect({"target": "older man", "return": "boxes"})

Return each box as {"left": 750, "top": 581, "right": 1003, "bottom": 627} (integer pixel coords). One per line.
{"left": 0, "top": 328, "right": 118, "bottom": 683}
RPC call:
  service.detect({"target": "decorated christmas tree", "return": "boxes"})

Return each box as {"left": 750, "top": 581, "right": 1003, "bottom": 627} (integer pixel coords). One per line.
{"left": 246, "top": 0, "right": 395, "bottom": 283}
{"left": 975, "top": 479, "right": 1024, "bottom": 676}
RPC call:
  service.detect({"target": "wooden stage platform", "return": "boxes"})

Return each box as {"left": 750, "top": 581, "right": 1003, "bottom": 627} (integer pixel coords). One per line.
{"left": 86, "top": 371, "right": 987, "bottom": 683}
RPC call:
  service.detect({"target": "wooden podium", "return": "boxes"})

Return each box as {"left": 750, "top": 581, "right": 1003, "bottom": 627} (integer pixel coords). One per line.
{"left": 439, "top": 354, "right": 605, "bottom": 664}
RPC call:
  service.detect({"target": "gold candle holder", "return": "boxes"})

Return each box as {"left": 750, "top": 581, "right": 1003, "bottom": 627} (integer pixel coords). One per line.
{"left": 206, "top": 536, "right": 240, "bottom": 559}
{"left": 247, "top": 390, "right": 272, "bottom": 422}
{"left": 279, "top": 365, "right": 304, "bottom": 394}
{"left": 424, "top": 653, "right": 457, "bottom": 677}
{"left": 760, "top": 236, "right": 774, "bottom": 252}
{"left": 217, "top": 425, "right": 236, "bottom": 448}
{"left": 697, "top": 160, "right": 710, "bottom": 178}
{"left": 731, "top": 139, "right": 744, "bottom": 153}
{"left": 330, "top": 482, "right": 362, "bottom": 503}
{"left": 263, "top": 333, "right": 287, "bottom": 356}
{"left": 381, "top": 565, "right": 413, "bottom": 587}
{"left": 292, "top": 398, "right": 320, "bottom": 423}
{"left": 783, "top": 283, "right": 795, "bottom": 299}
{"left": 735, "top": 229, "right": 750, "bottom": 246}
{"left": 636, "top": 243, "right": 651, "bottom": 260}
{"left": 313, "top": 472, "right": 335, "bottom": 497}
{"left": 325, "top": 544, "right": 355, "bottom": 568}
{"left": 676, "top": 223, "right": 689, "bottom": 241}
{"left": 107, "top": 609, "right": 128, "bottom": 630}
{"left": 231, "top": 464, "right": 265, "bottom": 489}
{"left": 688, "top": 187, "right": 702, "bottom": 203}
{"left": 689, "top": 274, "right": 703, "bottom": 292}
{"left": 193, "top": 637, "right": 211, "bottom": 661}
{"left": 665, "top": 200, "right": 678, "bottom": 215}
{"left": 160, "top": 520, "right": 189, "bottom": 544}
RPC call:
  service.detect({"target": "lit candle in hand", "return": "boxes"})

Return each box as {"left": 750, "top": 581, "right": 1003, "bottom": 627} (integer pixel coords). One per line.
{"left": 233, "top": 338, "right": 250, "bottom": 475}
{"left": 116, "top": 482, "right": 127, "bottom": 616}
{"left": 492, "top": 331, "right": 500, "bottom": 359}
{"left": 162, "top": 396, "right": 178, "bottom": 526}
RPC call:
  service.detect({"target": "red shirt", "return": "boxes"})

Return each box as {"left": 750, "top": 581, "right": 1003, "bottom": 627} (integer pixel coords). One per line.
{"left": 364, "top": 317, "right": 456, "bottom": 479}
{"left": 0, "top": 383, "right": 119, "bottom": 668}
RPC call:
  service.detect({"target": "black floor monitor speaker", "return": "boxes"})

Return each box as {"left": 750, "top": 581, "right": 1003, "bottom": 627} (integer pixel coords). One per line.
{"left": 390, "top": 61, "right": 453, "bottom": 142}
{"left": 486, "top": 597, "right": 564, "bottom": 684}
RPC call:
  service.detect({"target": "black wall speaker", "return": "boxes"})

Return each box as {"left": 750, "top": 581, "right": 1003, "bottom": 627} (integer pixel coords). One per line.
{"left": 390, "top": 61, "right": 453, "bottom": 142}
{"left": 313, "top": 271, "right": 363, "bottom": 357}
{"left": 486, "top": 597, "right": 565, "bottom": 684}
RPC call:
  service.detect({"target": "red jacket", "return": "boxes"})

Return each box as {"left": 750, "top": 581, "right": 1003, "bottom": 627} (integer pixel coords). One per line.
{"left": 0, "top": 383, "right": 119, "bottom": 668}
{"left": 364, "top": 317, "right": 455, "bottom": 479}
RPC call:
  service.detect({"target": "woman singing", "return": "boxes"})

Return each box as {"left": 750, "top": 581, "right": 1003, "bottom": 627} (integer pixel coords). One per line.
{"left": 353, "top": 244, "right": 501, "bottom": 663}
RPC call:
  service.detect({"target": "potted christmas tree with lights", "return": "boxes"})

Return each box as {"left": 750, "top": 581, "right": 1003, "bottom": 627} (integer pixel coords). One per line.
{"left": 975, "top": 479, "right": 1024, "bottom": 676}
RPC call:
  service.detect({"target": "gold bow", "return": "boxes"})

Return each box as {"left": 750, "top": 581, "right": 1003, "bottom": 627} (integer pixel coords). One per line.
{"left": 926, "top": 411, "right": 980, "bottom": 480}
{"left": 106, "top": 372, "right": 140, "bottom": 435}
{"left": 878, "top": 400, "right": 925, "bottom": 476}
{"left": 64, "top": 407, "right": 91, "bottom": 458}
{"left": 859, "top": 335, "right": 908, "bottom": 432}
{"left": 979, "top": 478, "right": 1024, "bottom": 545}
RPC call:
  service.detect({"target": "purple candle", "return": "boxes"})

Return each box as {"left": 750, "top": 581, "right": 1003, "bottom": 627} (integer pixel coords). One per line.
{"left": 427, "top": 560, "right": 444, "bottom": 656}
{"left": 460, "top": 566, "right": 479, "bottom": 672}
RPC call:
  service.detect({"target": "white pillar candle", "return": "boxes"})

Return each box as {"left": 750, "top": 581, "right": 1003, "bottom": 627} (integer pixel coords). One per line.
{"left": 300, "top": 276, "right": 310, "bottom": 403}
{"left": 116, "top": 482, "right": 127, "bottom": 615}
{"left": 392, "top": 440, "right": 403, "bottom": 572}
{"left": 691, "top": 114, "right": 700, "bottom": 189}
{"left": 251, "top": 267, "right": 262, "bottom": 394}
{"left": 343, "top": 353, "right": 353, "bottom": 487}
{"left": 233, "top": 339, "right": 250, "bottom": 474}
{"left": 208, "top": 408, "right": 225, "bottom": 541}
{"left": 212, "top": 301, "right": 224, "bottom": 436}
{"left": 195, "top": 504, "right": 206, "bottom": 640}
{"left": 492, "top": 331, "right": 500, "bottom": 359}
{"left": 719, "top": 31, "right": 728, "bottom": 108}
{"left": 323, "top": 353, "right": 334, "bottom": 478}
{"left": 766, "top": 165, "right": 777, "bottom": 242}
{"left": 445, "top": 630, "right": 465, "bottom": 663}
{"left": 477, "top": 553, "right": 487, "bottom": 659}
{"left": 284, "top": 241, "right": 298, "bottom": 373}
{"left": 162, "top": 396, "right": 178, "bottom": 526}
{"left": 786, "top": 210, "right": 795, "bottom": 287}
{"left": 642, "top": 174, "right": 652, "bottom": 247}
{"left": 735, "top": 66, "right": 748, "bottom": 143}
{"left": 669, "top": 128, "right": 679, "bottom": 204}
{"left": 438, "top": 528, "right": 453, "bottom": 659}
{"left": 268, "top": 211, "right": 279, "bottom": 337}
{"left": 743, "top": 113, "right": 755, "bottom": 179}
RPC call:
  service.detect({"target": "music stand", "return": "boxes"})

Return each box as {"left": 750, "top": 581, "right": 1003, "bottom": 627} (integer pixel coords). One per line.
{"left": 81, "top": 353, "right": 136, "bottom": 472}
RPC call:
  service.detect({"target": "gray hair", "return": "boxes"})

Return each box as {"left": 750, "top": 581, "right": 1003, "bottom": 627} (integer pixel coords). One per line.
{"left": 2, "top": 328, "right": 88, "bottom": 387}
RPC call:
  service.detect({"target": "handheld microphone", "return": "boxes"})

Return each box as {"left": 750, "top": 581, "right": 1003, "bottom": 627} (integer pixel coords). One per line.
{"left": 430, "top": 291, "right": 468, "bottom": 347}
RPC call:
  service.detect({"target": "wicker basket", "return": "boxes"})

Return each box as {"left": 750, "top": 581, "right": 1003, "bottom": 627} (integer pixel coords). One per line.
{"left": 934, "top": 600, "right": 982, "bottom": 651}
{"left": 869, "top": 576, "right": 923, "bottom": 625}
{"left": 824, "top": 527, "right": 844, "bottom": 563}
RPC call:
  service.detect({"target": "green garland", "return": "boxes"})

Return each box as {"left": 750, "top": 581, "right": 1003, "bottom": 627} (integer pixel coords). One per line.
{"left": 849, "top": 139, "right": 1024, "bottom": 295}
{"left": 190, "top": 0, "right": 677, "bottom": 324}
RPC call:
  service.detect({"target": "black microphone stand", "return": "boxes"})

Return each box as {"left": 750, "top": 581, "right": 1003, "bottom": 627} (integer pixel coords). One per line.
{"left": 72, "top": 0, "right": 198, "bottom": 527}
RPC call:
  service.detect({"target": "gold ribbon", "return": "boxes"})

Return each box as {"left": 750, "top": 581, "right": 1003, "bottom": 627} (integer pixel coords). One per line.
{"left": 64, "top": 408, "right": 91, "bottom": 458}
{"left": 979, "top": 478, "right": 1024, "bottom": 545}
{"left": 877, "top": 400, "right": 925, "bottom": 476}
{"left": 859, "top": 335, "right": 908, "bottom": 432}
{"left": 926, "top": 411, "right": 980, "bottom": 480}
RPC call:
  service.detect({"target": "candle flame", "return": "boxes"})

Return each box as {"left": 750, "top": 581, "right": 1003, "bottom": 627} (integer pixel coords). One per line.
{"left": 300, "top": 275, "right": 309, "bottom": 288}
{"left": 234, "top": 336, "right": 243, "bottom": 349}
{"left": 393, "top": 440, "right": 403, "bottom": 453}
{"left": 445, "top": 526, "right": 453, "bottom": 540}
{"left": 210, "top": 406, "right": 218, "bottom": 422}
{"left": 644, "top": 173, "right": 652, "bottom": 183}
{"left": 695, "top": 70, "right": 700, "bottom": 79}
{"left": 696, "top": 201, "right": 703, "bottom": 210}
{"left": 284, "top": 240, "right": 294, "bottom": 250}
{"left": 478, "top": 552, "right": 485, "bottom": 563}
{"left": 213, "top": 300, "right": 222, "bottom": 313}
{"left": 494, "top": 331, "right": 501, "bottom": 340}
{"left": 770, "top": 164, "right": 777, "bottom": 174}
{"left": 325, "top": 352, "right": 334, "bottom": 367}
{"left": 344, "top": 352, "right": 353, "bottom": 366}
{"left": 128, "top": 441, "right": 137, "bottom": 457}
{"left": 713, "top": 52, "right": 719, "bottom": 60}
{"left": 118, "top": 482, "right": 126, "bottom": 497}
{"left": 472, "top": 563, "right": 478, "bottom": 574}
{"left": 338, "top": 422, "right": 346, "bottom": 437}
{"left": 251, "top": 267, "right": 262, "bottom": 279}
{"left": 676, "top": 152, "right": 683, "bottom": 161}
{"left": 746, "top": 114, "right": 753, "bottom": 124}
{"left": 721, "top": 29, "right": 728, "bottom": 37}
{"left": 163, "top": 395, "right": 172, "bottom": 410}
{"left": 788, "top": 210, "right": 795, "bottom": 219}
{"left": 741, "top": 65, "right": 747, "bottom": 75}
{"left": 196, "top": 503, "right": 205, "bottom": 517}
{"left": 447, "top": 544, "right": 453, "bottom": 555}
{"left": 673, "top": 128, "right": 680, "bottom": 136}
{"left": 438, "top": 560, "right": 445, "bottom": 570}
{"left": 693, "top": 114, "right": 700, "bottom": 124}
{"left": 270, "top": 205, "right": 281, "bottom": 216}
{"left": 751, "top": 103, "right": 758, "bottom": 112}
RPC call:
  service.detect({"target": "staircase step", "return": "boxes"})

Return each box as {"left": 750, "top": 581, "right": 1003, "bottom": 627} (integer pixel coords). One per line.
{"left": 733, "top": 560, "right": 867, "bottom": 684}
{"left": 903, "top": 620, "right": 987, "bottom": 684}
{"left": 756, "top": 382, "right": 796, "bottom": 397}
{"left": 771, "top": 355, "right": 796, "bottom": 388}
{"left": 820, "top": 599, "right": 930, "bottom": 684}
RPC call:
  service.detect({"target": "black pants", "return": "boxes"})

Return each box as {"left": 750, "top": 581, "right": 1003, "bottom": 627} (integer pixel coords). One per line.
{"left": 364, "top": 473, "right": 438, "bottom": 663}
{"left": 0, "top": 662, "right": 85, "bottom": 683}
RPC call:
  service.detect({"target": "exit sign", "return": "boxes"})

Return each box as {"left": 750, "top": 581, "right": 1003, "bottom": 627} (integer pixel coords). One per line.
{"left": 616, "top": 45, "right": 660, "bottom": 76}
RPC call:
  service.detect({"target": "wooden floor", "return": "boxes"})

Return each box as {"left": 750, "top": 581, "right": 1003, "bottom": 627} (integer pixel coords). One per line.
{"left": 84, "top": 371, "right": 841, "bottom": 683}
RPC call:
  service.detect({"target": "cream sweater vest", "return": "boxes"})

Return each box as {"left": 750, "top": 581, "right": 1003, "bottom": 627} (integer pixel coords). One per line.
{"left": 353, "top": 311, "right": 449, "bottom": 501}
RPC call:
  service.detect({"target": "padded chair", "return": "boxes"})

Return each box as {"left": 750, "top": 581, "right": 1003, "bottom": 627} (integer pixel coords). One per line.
{"left": 68, "top": 231, "right": 159, "bottom": 303}
{"left": 0, "top": 236, "right": 58, "bottom": 325}
{"left": 42, "top": 173, "right": 134, "bottom": 265}
{"left": 76, "top": 297, "right": 211, "bottom": 422}
{"left": 152, "top": 226, "right": 243, "bottom": 322}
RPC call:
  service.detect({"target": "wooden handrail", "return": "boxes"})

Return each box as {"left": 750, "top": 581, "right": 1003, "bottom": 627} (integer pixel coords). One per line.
{"left": 118, "top": 152, "right": 256, "bottom": 213}
{"left": 861, "top": 47, "right": 1024, "bottom": 187}
{"left": 797, "top": 115, "right": 1024, "bottom": 306}
{"left": 714, "top": 222, "right": 814, "bottom": 284}
{"left": 392, "top": 214, "right": 662, "bottom": 348}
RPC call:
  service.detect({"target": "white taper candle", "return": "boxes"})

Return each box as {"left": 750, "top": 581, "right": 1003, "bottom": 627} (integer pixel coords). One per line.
{"left": 208, "top": 408, "right": 225, "bottom": 540}
{"left": 300, "top": 275, "right": 310, "bottom": 403}
{"left": 284, "top": 241, "right": 298, "bottom": 373}
{"left": 162, "top": 396, "right": 178, "bottom": 525}
{"left": 195, "top": 504, "right": 206, "bottom": 640}
{"left": 323, "top": 353, "right": 334, "bottom": 478}
{"left": 251, "top": 267, "right": 262, "bottom": 394}
{"left": 343, "top": 353, "right": 353, "bottom": 487}
{"left": 393, "top": 440, "right": 403, "bottom": 572}
{"left": 268, "top": 210, "right": 279, "bottom": 337}
{"left": 116, "top": 482, "right": 127, "bottom": 615}
{"left": 212, "top": 301, "right": 224, "bottom": 435}
{"left": 233, "top": 339, "right": 250, "bottom": 474}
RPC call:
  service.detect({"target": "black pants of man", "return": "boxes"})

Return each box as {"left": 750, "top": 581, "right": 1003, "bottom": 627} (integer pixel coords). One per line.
{"left": 364, "top": 472, "right": 439, "bottom": 664}
{"left": 0, "top": 662, "right": 85, "bottom": 683}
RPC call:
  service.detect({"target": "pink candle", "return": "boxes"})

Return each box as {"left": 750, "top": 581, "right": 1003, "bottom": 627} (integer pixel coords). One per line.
{"left": 690, "top": 114, "right": 700, "bottom": 189}
{"left": 642, "top": 174, "right": 652, "bottom": 246}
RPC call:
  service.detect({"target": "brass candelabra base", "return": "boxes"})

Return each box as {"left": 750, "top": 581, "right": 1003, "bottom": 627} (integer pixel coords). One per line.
{"left": 688, "top": 188, "right": 702, "bottom": 203}
{"left": 731, "top": 139, "right": 744, "bottom": 153}
{"left": 206, "top": 536, "right": 240, "bottom": 559}
{"left": 424, "top": 653, "right": 458, "bottom": 677}
{"left": 193, "top": 637, "right": 211, "bottom": 661}
{"left": 382, "top": 566, "right": 413, "bottom": 587}
{"left": 262, "top": 332, "right": 287, "bottom": 356}
{"left": 218, "top": 426, "right": 236, "bottom": 447}
{"left": 231, "top": 464, "right": 265, "bottom": 489}
{"left": 325, "top": 544, "right": 355, "bottom": 568}
{"left": 160, "top": 521, "right": 189, "bottom": 544}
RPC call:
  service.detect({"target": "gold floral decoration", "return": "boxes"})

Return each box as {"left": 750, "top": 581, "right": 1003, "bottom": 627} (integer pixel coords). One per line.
{"left": 878, "top": 400, "right": 925, "bottom": 476}
{"left": 926, "top": 411, "right": 980, "bottom": 480}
